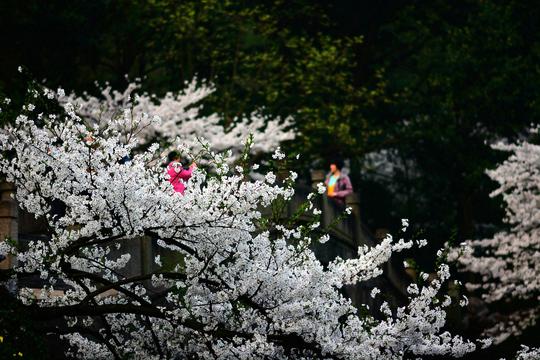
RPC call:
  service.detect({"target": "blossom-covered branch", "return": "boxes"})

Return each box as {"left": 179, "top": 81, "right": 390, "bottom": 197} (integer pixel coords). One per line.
{"left": 453, "top": 137, "right": 540, "bottom": 343}
{"left": 0, "top": 89, "right": 481, "bottom": 359}
{"left": 59, "top": 79, "right": 295, "bottom": 157}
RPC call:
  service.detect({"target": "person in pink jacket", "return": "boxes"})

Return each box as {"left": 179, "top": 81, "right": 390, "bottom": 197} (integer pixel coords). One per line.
{"left": 166, "top": 151, "right": 197, "bottom": 194}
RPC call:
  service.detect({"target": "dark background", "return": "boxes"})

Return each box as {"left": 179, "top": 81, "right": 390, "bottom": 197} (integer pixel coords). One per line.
{"left": 1, "top": 1, "right": 539, "bottom": 358}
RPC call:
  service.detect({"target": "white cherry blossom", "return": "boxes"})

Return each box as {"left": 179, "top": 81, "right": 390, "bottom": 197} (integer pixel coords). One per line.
{"left": 0, "top": 90, "right": 483, "bottom": 359}
{"left": 453, "top": 136, "right": 540, "bottom": 344}
{"left": 59, "top": 79, "right": 295, "bottom": 159}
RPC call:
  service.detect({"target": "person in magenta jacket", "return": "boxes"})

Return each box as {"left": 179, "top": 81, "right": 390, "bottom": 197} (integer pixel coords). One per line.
{"left": 166, "top": 151, "right": 197, "bottom": 194}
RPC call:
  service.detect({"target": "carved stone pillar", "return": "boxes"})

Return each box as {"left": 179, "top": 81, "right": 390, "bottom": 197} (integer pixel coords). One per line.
{"left": 310, "top": 169, "right": 326, "bottom": 190}
{"left": 345, "top": 193, "right": 360, "bottom": 220}
{"left": 345, "top": 193, "right": 362, "bottom": 246}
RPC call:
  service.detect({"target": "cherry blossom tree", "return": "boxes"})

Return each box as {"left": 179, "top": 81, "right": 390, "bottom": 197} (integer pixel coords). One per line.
{"left": 516, "top": 345, "right": 540, "bottom": 360}
{"left": 58, "top": 79, "right": 295, "bottom": 158}
{"left": 453, "top": 136, "right": 540, "bottom": 343}
{"left": 0, "top": 87, "right": 486, "bottom": 359}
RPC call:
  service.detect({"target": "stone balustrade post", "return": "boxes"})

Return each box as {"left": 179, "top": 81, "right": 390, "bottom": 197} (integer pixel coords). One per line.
{"left": 0, "top": 182, "right": 18, "bottom": 269}
{"left": 345, "top": 193, "right": 362, "bottom": 246}
{"left": 310, "top": 169, "right": 326, "bottom": 190}
{"left": 345, "top": 193, "right": 360, "bottom": 220}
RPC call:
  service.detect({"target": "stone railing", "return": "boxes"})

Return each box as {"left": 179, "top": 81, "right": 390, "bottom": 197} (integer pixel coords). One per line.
{"left": 306, "top": 170, "right": 411, "bottom": 308}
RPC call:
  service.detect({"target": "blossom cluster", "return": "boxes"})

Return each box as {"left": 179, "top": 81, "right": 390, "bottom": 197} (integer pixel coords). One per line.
{"left": 0, "top": 88, "right": 482, "bottom": 359}
{"left": 453, "top": 139, "right": 540, "bottom": 343}
{"left": 515, "top": 345, "right": 540, "bottom": 360}
{"left": 59, "top": 79, "right": 295, "bottom": 158}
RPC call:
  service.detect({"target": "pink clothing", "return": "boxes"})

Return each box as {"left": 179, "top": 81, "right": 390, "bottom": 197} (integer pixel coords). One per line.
{"left": 167, "top": 161, "right": 194, "bottom": 194}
